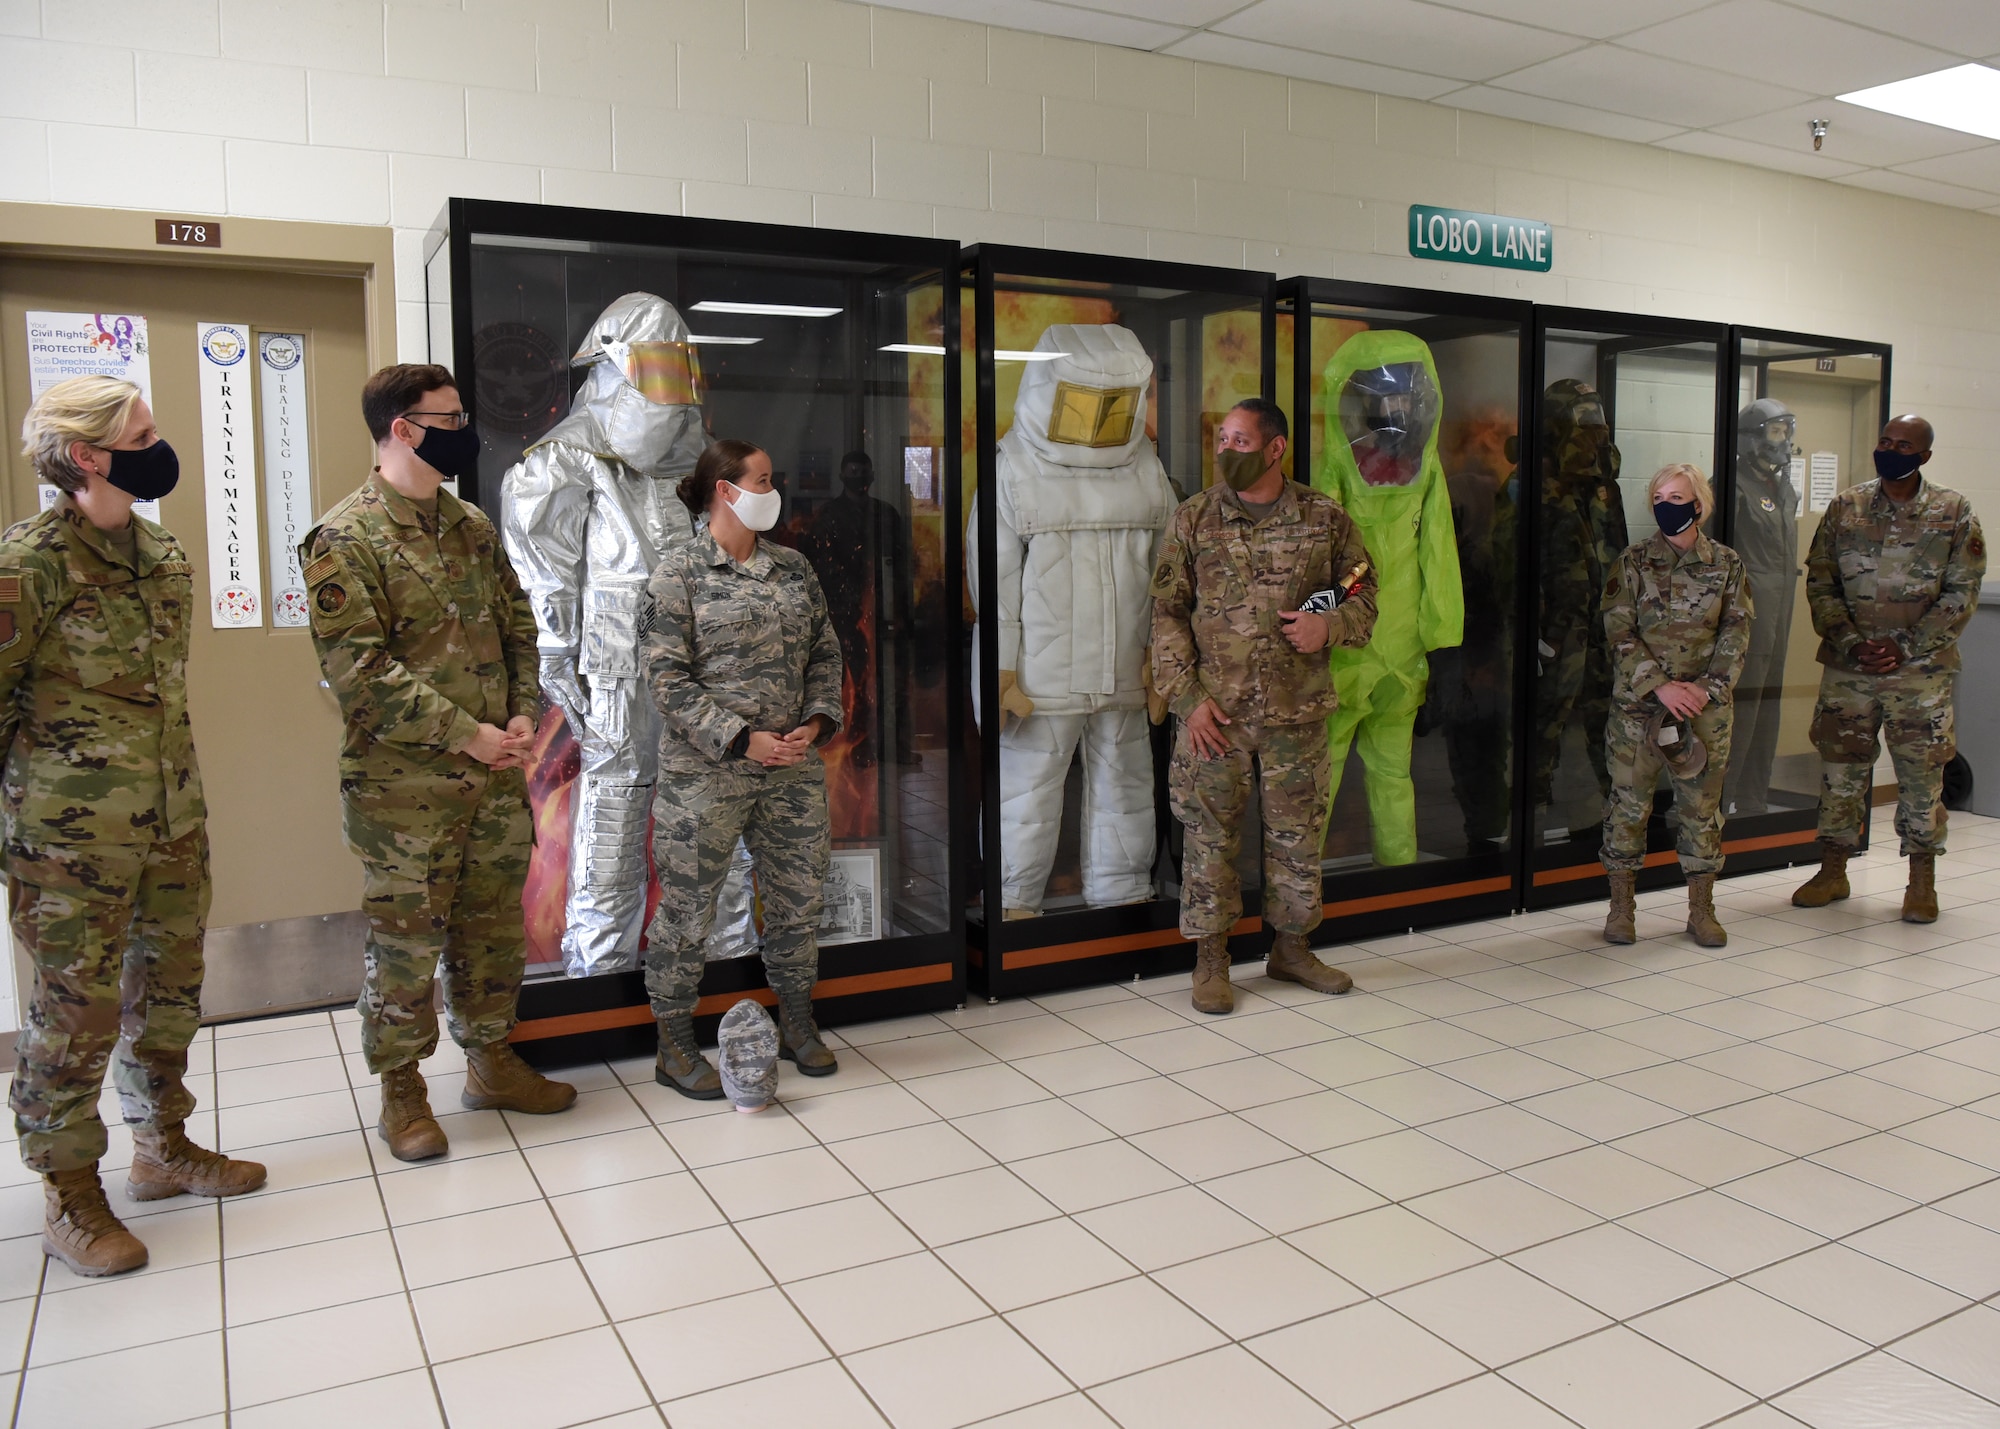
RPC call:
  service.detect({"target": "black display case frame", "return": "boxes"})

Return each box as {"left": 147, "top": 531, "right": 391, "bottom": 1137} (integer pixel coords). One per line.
{"left": 962, "top": 244, "right": 1276, "bottom": 999}
{"left": 1280, "top": 276, "right": 1533, "bottom": 943}
{"left": 426, "top": 198, "right": 967, "bottom": 1065}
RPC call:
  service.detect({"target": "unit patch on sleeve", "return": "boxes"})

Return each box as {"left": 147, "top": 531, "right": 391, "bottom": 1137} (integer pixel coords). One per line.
{"left": 0, "top": 613, "right": 16, "bottom": 653}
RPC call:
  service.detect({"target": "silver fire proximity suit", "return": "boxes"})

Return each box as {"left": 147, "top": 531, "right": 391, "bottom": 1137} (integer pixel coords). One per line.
{"left": 501, "top": 292, "right": 752, "bottom": 976}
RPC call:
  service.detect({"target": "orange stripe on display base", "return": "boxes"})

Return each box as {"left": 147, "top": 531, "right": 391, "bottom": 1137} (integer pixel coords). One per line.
{"left": 1000, "top": 917, "right": 1261, "bottom": 972}
{"left": 1532, "top": 827, "right": 1817, "bottom": 886}
{"left": 505, "top": 962, "right": 955, "bottom": 1043}
{"left": 1320, "top": 875, "right": 1512, "bottom": 919}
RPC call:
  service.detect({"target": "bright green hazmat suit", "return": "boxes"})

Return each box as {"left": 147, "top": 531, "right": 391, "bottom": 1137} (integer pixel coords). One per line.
{"left": 1313, "top": 330, "right": 1465, "bottom": 865}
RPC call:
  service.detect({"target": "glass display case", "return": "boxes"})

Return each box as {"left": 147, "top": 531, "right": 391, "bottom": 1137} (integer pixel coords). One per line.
{"left": 1525, "top": 309, "right": 1731, "bottom": 903}
{"left": 426, "top": 199, "right": 963, "bottom": 1062}
{"left": 1279, "top": 278, "right": 1530, "bottom": 941}
{"left": 1720, "top": 328, "right": 1891, "bottom": 852}
{"left": 962, "top": 245, "right": 1273, "bottom": 996}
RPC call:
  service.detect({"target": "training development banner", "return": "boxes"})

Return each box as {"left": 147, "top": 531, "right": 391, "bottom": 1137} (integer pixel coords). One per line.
{"left": 258, "top": 333, "right": 313, "bottom": 627}
{"left": 195, "top": 322, "right": 263, "bottom": 628}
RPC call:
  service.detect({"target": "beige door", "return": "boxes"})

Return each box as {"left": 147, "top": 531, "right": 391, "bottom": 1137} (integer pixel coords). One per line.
{"left": 0, "top": 255, "right": 374, "bottom": 1011}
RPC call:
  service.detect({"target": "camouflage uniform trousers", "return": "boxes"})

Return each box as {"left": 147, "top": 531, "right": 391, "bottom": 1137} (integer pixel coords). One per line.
{"left": 1170, "top": 720, "right": 1330, "bottom": 939}
{"left": 1600, "top": 702, "right": 1734, "bottom": 875}
{"left": 644, "top": 757, "right": 829, "bottom": 1021}
{"left": 8, "top": 827, "right": 210, "bottom": 1174}
{"left": 344, "top": 766, "right": 531, "bottom": 1075}
{"left": 1811, "top": 665, "right": 1956, "bottom": 856}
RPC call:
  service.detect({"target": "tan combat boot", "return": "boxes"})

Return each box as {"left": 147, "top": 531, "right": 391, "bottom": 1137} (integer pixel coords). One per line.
{"left": 1791, "top": 842, "right": 1851, "bottom": 907}
{"left": 655, "top": 1015, "right": 724, "bottom": 1100}
{"left": 127, "top": 1124, "right": 266, "bottom": 1201}
{"left": 776, "top": 989, "right": 838, "bottom": 1077}
{"left": 43, "top": 1166, "right": 147, "bottom": 1277}
{"left": 1603, "top": 870, "right": 1637, "bottom": 945}
{"left": 462, "top": 1040, "right": 577, "bottom": 1115}
{"left": 1686, "top": 873, "right": 1727, "bottom": 948}
{"left": 378, "top": 1063, "right": 448, "bottom": 1162}
{"left": 1190, "top": 936, "right": 1233, "bottom": 1016}
{"left": 1903, "top": 853, "right": 1939, "bottom": 924}
{"left": 1266, "top": 931, "right": 1354, "bottom": 996}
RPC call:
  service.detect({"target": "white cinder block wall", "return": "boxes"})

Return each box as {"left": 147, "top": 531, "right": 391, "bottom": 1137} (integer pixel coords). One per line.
{"left": 5, "top": 0, "right": 2000, "bottom": 508}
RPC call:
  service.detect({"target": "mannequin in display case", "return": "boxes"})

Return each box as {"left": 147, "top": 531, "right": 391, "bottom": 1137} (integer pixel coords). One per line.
{"left": 968, "top": 324, "right": 1177, "bottom": 918}
{"left": 1314, "top": 331, "right": 1463, "bottom": 866}
{"left": 502, "top": 292, "right": 752, "bottom": 976}
{"left": 1725, "top": 398, "right": 1800, "bottom": 816}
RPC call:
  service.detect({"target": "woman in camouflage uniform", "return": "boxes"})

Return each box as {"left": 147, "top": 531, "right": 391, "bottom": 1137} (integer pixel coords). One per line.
{"left": 1600, "top": 464, "right": 1753, "bottom": 948}
{"left": 642, "top": 441, "right": 844, "bottom": 1098}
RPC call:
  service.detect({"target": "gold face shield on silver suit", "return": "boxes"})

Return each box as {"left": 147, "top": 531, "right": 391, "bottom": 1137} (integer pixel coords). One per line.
{"left": 603, "top": 339, "right": 701, "bottom": 406}
{"left": 1046, "top": 381, "right": 1139, "bottom": 448}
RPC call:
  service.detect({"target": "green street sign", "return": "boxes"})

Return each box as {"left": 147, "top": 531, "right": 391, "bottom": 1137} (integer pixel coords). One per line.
{"left": 1408, "top": 205, "right": 1553, "bottom": 272}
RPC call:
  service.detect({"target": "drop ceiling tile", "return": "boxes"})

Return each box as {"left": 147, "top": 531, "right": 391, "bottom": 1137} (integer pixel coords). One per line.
{"left": 1836, "top": 167, "right": 2000, "bottom": 208}
{"left": 1071, "top": 0, "right": 1245, "bottom": 24}
{"left": 1495, "top": 45, "right": 1814, "bottom": 128}
{"left": 1658, "top": 129, "right": 1865, "bottom": 180}
{"left": 1616, "top": 0, "right": 1957, "bottom": 94}
{"left": 1786, "top": 0, "right": 2000, "bottom": 59}
{"left": 1711, "top": 99, "right": 1990, "bottom": 168}
{"left": 1216, "top": 0, "right": 1588, "bottom": 84}
{"left": 1443, "top": 84, "right": 1688, "bottom": 144}
{"left": 1423, "top": 0, "right": 1717, "bottom": 41}
{"left": 1161, "top": 31, "right": 1463, "bottom": 102}
{"left": 868, "top": 0, "right": 1188, "bottom": 50}
{"left": 1894, "top": 146, "right": 2000, "bottom": 194}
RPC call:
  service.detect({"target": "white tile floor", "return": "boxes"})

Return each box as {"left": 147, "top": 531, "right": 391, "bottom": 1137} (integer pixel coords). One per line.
{"left": 10, "top": 806, "right": 2000, "bottom": 1428}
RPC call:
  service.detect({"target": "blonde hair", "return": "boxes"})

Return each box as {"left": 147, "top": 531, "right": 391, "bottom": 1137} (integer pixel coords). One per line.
{"left": 21, "top": 375, "right": 144, "bottom": 493}
{"left": 1647, "top": 462, "right": 1714, "bottom": 521}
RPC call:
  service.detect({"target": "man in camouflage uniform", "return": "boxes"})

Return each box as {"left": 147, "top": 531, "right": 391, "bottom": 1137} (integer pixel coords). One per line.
{"left": 1534, "top": 381, "right": 1627, "bottom": 836}
{"left": 1793, "top": 415, "right": 1985, "bottom": 923}
{"left": 7, "top": 375, "right": 264, "bottom": 1279}
{"left": 1599, "top": 466, "right": 1753, "bottom": 947}
{"left": 306, "top": 365, "right": 575, "bottom": 1162}
{"left": 1152, "top": 399, "right": 1378, "bottom": 1015}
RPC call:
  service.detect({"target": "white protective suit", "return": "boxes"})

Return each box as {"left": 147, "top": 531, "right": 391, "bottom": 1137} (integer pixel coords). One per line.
{"left": 968, "top": 324, "right": 1176, "bottom": 915}
{"left": 501, "top": 292, "right": 753, "bottom": 977}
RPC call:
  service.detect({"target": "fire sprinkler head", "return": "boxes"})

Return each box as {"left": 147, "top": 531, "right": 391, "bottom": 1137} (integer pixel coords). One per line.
{"left": 1811, "top": 118, "right": 1829, "bottom": 151}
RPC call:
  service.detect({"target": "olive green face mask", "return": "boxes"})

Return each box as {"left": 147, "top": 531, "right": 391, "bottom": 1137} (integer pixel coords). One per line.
{"left": 1215, "top": 446, "right": 1271, "bottom": 491}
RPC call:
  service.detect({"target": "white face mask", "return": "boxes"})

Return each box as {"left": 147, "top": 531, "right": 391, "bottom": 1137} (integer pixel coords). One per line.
{"left": 723, "top": 481, "right": 782, "bottom": 532}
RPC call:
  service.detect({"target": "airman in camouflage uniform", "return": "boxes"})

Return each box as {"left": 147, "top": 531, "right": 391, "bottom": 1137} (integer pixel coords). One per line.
{"left": 1792, "top": 415, "right": 1984, "bottom": 923}
{"left": 1599, "top": 502, "right": 1752, "bottom": 947}
{"left": 7, "top": 375, "right": 264, "bottom": 1279}
{"left": 307, "top": 365, "right": 575, "bottom": 1163}
{"left": 1533, "top": 381, "right": 1627, "bottom": 831}
{"left": 1152, "top": 400, "right": 1377, "bottom": 1015}
{"left": 643, "top": 509, "right": 844, "bottom": 1097}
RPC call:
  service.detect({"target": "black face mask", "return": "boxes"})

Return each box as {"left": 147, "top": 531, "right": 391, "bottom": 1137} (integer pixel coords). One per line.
{"left": 105, "top": 439, "right": 180, "bottom": 501}
{"left": 412, "top": 422, "right": 481, "bottom": 481}
{"left": 1874, "top": 448, "right": 1923, "bottom": 482}
{"left": 1653, "top": 497, "right": 1699, "bottom": 537}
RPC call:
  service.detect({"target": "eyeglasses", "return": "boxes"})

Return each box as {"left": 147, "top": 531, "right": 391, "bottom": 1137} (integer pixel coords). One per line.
{"left": 400, "top": 411, "right": 471, "bottom": 430}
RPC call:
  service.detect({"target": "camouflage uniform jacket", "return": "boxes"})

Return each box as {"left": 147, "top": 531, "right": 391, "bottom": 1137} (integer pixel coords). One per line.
{"left": 643, "top": 531, "right": 844, "bottom": 776}
{"left": 1603, "top": 531, "right": 1753, "bottom": 711}
{"left": 1150, "top": 482, "right": 1378, "bottom": 726}
{"left": 303, "top": 474, "right": 540, "bottom": 784}
{"left": 1806, "top": 477, "right": 1985, "bottom": 674}
{"left": 0, "top": 500, "right": 203, "bottom": 886}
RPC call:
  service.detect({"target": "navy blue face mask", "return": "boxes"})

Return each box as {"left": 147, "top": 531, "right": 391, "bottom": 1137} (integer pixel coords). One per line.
{"left": 1874, "top": 448, "right": 1923, "bottom": 482}
{"left": 1653, "top": 497, "right": 1699, "bottom": 537}
{"left": 105, "top": 439, "right": 180, "bottom": 501}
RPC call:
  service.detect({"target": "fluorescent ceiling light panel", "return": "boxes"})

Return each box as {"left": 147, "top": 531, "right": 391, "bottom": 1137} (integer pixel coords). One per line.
{"left": 876, "top": 344, "right": 1066, "bottom": 361}
{"left": 689, "top": 335, "right": 761, "bottom": 345}
{"left": 690, "top": 301, "right": 842, "bottom": 317}
{"left": 880, "top": 343, "right": 945, "bottom": 355}
{"left": 1840, "top": 64, "right": 2000, "bottom": 142}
